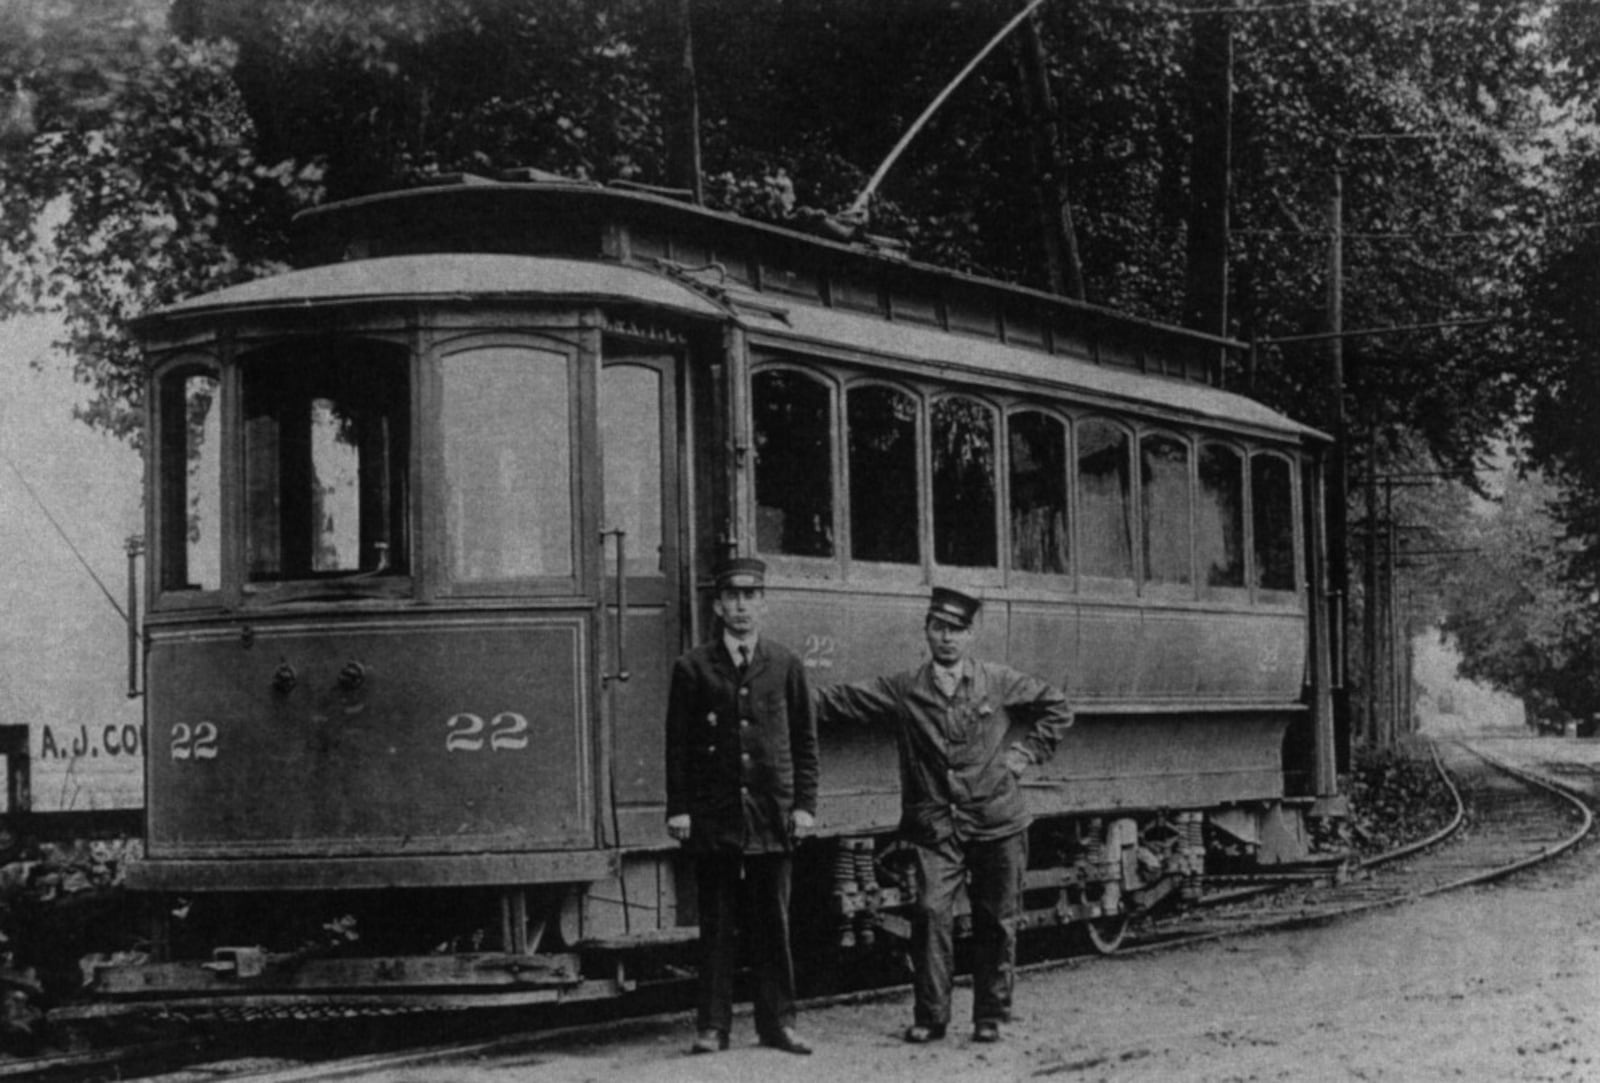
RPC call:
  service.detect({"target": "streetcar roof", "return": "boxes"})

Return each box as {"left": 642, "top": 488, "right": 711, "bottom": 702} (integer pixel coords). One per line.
{"left": 741, "top": 298, "right": 1326, "bottom": 442}
{"left": 138, "top": 252, "right": 731, "bottom": 324}
{"left": 140, "top": 250, "right": 1323, "bottom": 442}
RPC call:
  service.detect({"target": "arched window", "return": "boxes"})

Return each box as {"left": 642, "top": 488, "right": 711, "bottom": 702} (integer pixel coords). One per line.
{"left": 847, "top": 385, "right": 920, "bottom": 564}
{"left": 1252, "top": 453, "right": 1297, "bottom": 592}
{"left": 753, "top": 369, "right": 835, "bottom": 558}
{"left": 156, "top": 363, "right": 221, "bottom": 593}
{"left": 1197, "top": 442, "right": 1245, "bottom": 589}
{"left": 932, "top": 395, "right": 998, "bottom": 568}
{"left": 1077, "top": 419, "right": 1133, "bottom": 580}
{"left": 1009, "top": 410, "right": 1069, "bottom": 575}
{"left": 1141, "top": 433, "right": 1192, "bottom": 586}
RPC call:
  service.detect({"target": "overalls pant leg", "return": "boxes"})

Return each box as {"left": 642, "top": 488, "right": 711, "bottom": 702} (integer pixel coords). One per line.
{"left": 910, "top": 837, "right": 966, "bottom": 1028}
{"left": 967, "top": 830, "right": 1027, "bottom": 1025}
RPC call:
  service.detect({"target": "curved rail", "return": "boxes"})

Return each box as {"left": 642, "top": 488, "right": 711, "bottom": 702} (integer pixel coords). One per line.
{"left": 1356, "top": 737, "right": 1467, "bottom": 872}
{"left": 17, "top": 736, "right": 1590, "bottom": 1082}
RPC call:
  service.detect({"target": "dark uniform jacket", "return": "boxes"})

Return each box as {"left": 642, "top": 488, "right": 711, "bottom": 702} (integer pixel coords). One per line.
{"left": 816, "top": 659, "right": 1071, "bottom": 845}
{"left": 665, "top": 638, "right": 820, "bottom": 854}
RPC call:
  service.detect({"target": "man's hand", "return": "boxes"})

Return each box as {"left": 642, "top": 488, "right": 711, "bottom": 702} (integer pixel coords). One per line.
{"left": 667, "top": 814, "right": 691, "bottom": 842}
{"left": 1004, "top": 747, "right": 1031, "bottom": 778}
{"left": 790, "top": 809, "right": 815, "bottom": 839}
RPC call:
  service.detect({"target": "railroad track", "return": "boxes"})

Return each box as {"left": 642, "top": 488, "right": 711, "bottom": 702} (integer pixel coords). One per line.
{"left": 12, "top": 736, "right": 1592, "bottom": 1083}
{"left": 1121, "top": 737, "right": 1593, "bottom": 952}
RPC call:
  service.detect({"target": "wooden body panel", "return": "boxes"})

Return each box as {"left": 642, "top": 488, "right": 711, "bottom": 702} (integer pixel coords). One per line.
{"left": 144, "top": 614, "right": 594, "bottom": 860}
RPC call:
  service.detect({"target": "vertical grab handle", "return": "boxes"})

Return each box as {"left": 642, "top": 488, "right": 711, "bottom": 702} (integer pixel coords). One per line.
{"left": 125, "top": 534, "right": 144, "bottom": 699}
{"left": 600, "top": 529, "right": 630, "bottom": 684}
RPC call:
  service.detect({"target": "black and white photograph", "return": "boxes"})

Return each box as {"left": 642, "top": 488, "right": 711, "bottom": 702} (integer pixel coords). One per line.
{"left": 1, "top": 1, "right": 1598, "bottom": 1079}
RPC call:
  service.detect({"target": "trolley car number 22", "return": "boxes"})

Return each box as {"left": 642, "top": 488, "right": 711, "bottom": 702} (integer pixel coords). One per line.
{"left": 170, "top": 722, "right": 219, "bottom": 761}
{"left": 444, "top": 712, "right": 531, "bottom": 752}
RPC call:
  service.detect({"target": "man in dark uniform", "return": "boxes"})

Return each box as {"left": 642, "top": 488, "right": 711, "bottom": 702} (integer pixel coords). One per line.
{"left": 664, "top": 557, "right": 819, "bottom": 1055}
{"left": 815, "top": 586, "right": 1071, "bottom": 1045}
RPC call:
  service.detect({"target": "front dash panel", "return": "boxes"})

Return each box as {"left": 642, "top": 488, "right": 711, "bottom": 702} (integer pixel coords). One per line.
{"left": 144, "top": 615, "right": 592, "bottom": 860}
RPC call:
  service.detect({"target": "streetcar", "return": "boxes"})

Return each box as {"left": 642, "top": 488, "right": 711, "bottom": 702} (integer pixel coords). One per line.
{"left": 91, "top": 173, "right": 1339, "bottom": 1007}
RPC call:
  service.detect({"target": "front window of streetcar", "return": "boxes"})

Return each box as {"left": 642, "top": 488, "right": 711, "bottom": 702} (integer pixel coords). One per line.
{"left": 155, "top": 365, "right": 222, "bottom": 593}
{"left": 440, "top": 345, "right": 574, "bottom": 583}
{"left": 241, "top": 342, "right": 410, "bottom": 583}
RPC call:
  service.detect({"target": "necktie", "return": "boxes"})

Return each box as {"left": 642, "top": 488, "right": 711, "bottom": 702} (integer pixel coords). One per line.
{"left": 738, "top": 645, "right": 751, "bottom": 674}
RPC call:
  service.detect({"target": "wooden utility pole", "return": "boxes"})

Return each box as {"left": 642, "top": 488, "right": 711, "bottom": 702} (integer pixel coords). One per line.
{"left": 1327, "top": 169, "right": 1352, "bottom": 770}
{"left": 1015, "top": 12, "right": 1085, "bottom": 300}
{"left": 663, "top": 0, "right": 704, "bottom": 204}
{"left": 1183, "top": 5, "right": 1232, "bottom": 354}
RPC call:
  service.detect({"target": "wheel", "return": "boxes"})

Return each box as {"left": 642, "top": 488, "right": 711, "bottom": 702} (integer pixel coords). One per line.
{"left": 1077, "top": 914, "right": 1130, "bottom": 955}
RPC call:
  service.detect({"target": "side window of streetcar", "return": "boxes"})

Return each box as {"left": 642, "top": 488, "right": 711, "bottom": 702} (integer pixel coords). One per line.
{"left": 1197, "top": 443, "right": 1245, "bottom": 590}
{"left": 932, "top": 396, "right": 998, "bottom": 568}
{"left": 1009, "top": 410, "right": 1069, "bottom": 575}
{"left": 1077, "top": 419, "right": 1133, "bottom": 581}
{"left": 753, "top": 369, "right": 835, "bottom": 558}
{"left": 1252, "top": 453, "right": 1297, "bottom": 592}
{"left": 157, "top": 367, "right": 221, "bottom": 592}
{"left": 243, "top": 344, "right": 409, "bottom": 581}
{"left": 1141, "top": 433, "right": 1193, "bottom": 586}
{"left": 847, "top": 385, "right": 919, "bottom": 565}
{"left": 441, "top": 346, "right": 573, "bottom": 581}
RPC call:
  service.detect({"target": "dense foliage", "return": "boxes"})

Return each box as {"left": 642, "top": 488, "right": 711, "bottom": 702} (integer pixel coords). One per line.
{"left": 4, "top": 0, "right": 1598, "bottom": 717}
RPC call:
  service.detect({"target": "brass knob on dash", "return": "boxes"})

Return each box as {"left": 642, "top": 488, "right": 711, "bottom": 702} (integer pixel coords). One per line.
{"left": 338, "top": 661, "right": 368, "bottom": 690}
{"left": 272, "top": 662, "right": 297, "bottom": 694}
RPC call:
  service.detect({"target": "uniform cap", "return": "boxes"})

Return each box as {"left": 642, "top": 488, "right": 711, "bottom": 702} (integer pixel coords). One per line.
{"left": 714, "top": 557, "right": 767, "bottom": 590}
{"left": 927, "top": 586, "right": 981, "bottom": 629}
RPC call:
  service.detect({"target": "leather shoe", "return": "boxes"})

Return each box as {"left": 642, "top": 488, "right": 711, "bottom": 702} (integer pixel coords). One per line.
{"left": 903, "top": 1023, "right": 946, "bottom": 1043}
{"left": 973, "top": 1020, "right": 1000, "bottom": 1043}
{"left": 760, "top": 1026, "right": 813, "bottom": 1055}
{"left": 690, "top": 1029, "right": 729, "bottom": 1054}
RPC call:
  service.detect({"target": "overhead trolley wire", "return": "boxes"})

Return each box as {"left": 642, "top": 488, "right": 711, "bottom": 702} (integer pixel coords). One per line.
{"left": 3, "top": 451, "right": 127, "bottom": 622}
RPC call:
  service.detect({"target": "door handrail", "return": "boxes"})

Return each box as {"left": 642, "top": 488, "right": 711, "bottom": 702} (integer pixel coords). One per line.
{"left": 599, "top": 529, "right": 631, "bottom": 684}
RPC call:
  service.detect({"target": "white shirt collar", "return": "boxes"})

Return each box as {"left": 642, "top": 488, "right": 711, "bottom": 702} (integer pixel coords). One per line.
{"left": 723, "top": 632, "right": 758, "bottom": 663}
{"left": 931, "top": 658, "right": 966, "bottom": 695}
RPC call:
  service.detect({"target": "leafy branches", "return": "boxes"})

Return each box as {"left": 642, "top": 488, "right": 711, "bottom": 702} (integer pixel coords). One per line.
{"left": 1, "top": 0, "right": 320, "bottom": 440}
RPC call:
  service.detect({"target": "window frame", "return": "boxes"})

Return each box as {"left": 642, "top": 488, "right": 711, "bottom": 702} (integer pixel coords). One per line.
{"left": 1136, "top": 427, "right": 1197, "bottom": 600}
{"left": 1073, "top": 414, "right": 1139, "bottom": 598}
{"left": 429, "top": 331, "right": 584, "bottom": 600}
{"left": 234, "top": 335, "right": 416, "bottom": 603}
{"left": 1249, "top": 448, "right": 1303, "bottom": 607}
{"left": 737, "top": 346, "right": 1307, "bottom": 612}
{"left": 1004, "top": 406, "right": 1074, "bottom": 591}
{"left": 150, "top": 354, "right": 227, "bottom": 611}
{"left": 749, "top": 360, "right": 843, "bottom": 578}
{"left": 1196, "top": 438, "right": 1250, "bottom": 603}
{"left": 929, "top": 390, "right": 1004, "bottom": 588}
{"left": 841, "top": 375, "right": 926, "bottom": 585}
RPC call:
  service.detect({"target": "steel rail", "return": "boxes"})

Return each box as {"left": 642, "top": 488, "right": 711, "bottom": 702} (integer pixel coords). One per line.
{"left": 19, "top": 737, "right": 1588, "bottom": 1083}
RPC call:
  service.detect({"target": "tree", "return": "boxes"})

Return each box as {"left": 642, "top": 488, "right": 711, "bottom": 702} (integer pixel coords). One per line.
{"left": 0, "top": 0, "right": 321, "bottom": 441}
{"left": 1440, "top": 467, "right": 1599, "bottom": 724}
{"left": 0, "top": 0, "right": 1569, "bottom": 495}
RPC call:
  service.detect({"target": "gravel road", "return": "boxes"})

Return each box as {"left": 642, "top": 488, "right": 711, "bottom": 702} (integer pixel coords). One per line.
{"left": 330, "top": 718, "right": 1600, "bottom": 1083}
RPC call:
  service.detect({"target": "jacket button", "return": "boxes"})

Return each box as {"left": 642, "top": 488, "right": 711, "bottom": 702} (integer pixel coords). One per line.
{"left": 708, "top": 744, "right": 717, "bottom": 753}
{"left": 741, "top": 718, "right": 751, "bottom": 727}
{"left": 739, "top": 687, "right": 750, "bottom": 696}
